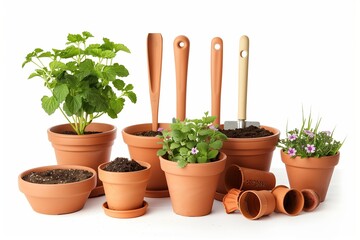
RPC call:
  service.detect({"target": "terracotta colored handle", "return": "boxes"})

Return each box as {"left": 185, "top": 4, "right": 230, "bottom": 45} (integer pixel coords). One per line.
{"left": 147, "top": 33, "right": 163, "bottom": 131}
{"left": 211, "top": 37, "right": 223, "bottom": 126}
{"left": 238, "top": 35, "right": 249, "bottom": 121}
{"left": 174, "top": 35, "right": 189, "bottom": 121}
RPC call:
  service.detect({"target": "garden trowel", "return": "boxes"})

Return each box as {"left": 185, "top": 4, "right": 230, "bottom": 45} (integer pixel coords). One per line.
{"left": 224, "top": 35, "right": 260, "bottom": 130}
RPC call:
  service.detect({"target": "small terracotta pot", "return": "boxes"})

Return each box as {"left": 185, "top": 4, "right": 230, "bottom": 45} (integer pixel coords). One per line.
{"left": 225, "top": 165, "right": 276, "bottom": 192}
{"left": 160, "top": 152, "right": 227, "bottom": 217}
{"left": 122, "top": 123, "right": 170, "bottom": 198}
{"left": 48, "top": 123, "right": 117, "bottom": 197}
{"left": 98, "top": 160, "right": 151, "bottom": 211}
{"left": 271, "top": 185, "right": 304, "bottom": 216}
{"left": 222, "top": 188, "right": 243, "bottom": 214}
{"left": 301, "top": 189, "right": 320, "bottom": 212}
{"left": 281, "top": 150, "right": 340, "bottom": 202}
{"left": 18, "top": 165, "right": 97, "bottom": 215}
{"left": 215, "top": 125, "right": 279, "bottom": 201}
{"left": 238, "top": 190, "right": 276, "bottom": 220}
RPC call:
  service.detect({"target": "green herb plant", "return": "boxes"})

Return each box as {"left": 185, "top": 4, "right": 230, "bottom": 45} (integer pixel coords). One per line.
{"left": 157, "top": 112, "right": 228, "bottom": 168}
{"left": 22, "top": 31, "right": 137, "bottom": 135}
{"left": 277, "top": 109, "right": 344, "bottom": 158}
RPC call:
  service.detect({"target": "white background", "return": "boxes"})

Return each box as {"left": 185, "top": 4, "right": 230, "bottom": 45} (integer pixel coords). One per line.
{"left": 1, "top": 0, "right": 359, "bottom": 239}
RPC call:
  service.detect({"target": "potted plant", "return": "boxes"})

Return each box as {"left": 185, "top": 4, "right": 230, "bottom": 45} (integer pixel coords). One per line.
{"left": 22, "top": 31, "right": 137, "bottom": 197}
{"left": 18, "top": 164, "right": 97, "bottom": 215}
{"left": 157, "top": 112, "right": 228, "bottom": 217}
{"left": 98, "top": 157, "right": 151, "bottom": 218}
{"left": 277, "top": 110, "right": 344, "bottom": 202}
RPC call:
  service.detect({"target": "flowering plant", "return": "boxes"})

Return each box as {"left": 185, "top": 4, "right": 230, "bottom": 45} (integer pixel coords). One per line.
{"left": 277, "top": 111, "right": 344, "bottom": 158}
{"left": 157, "top": 112, "right": 228, "bottom": 167}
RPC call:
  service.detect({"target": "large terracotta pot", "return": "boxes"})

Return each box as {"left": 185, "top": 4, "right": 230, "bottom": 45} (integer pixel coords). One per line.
{"left": 18, "top": 165, "right": 97, "bottom": 215}
{"left": 280, "top": 150, "right": 340, "bottom": 202}
{"left": 122, "top": 123, "right": 170, "bottom": 198}
{"left": 215, "top": 125, "right": 280, "bottom": 201}
{"left": 98, "top": 160, "right": 151, "bottom": 218}
{"left": 160, "top": 152, "right": 227, "bottom": 217}
{"left": 47, "top": 122, "right": 117, "bottom": 197}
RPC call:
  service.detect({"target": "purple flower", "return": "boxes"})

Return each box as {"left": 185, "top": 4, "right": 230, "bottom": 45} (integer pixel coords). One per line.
{"left": 305, "top": 144, "right": 316, "bottom": 153}
{"left": 287, "top": 148, "right": 297, "bottom": 157}
{"left": 209, "top": 124, "right": 218, "bottom": 131}
{"left": 304, "top": 129, "right": 314, "bottom": 138}
{"left": 191, "top": 147, "right": 199, "bottom": 155}
{"left": 288, "top": 134, "right": 297, "bottom": 141}
{"left": 157, "top": 127, "right": 164, "bottom": 132}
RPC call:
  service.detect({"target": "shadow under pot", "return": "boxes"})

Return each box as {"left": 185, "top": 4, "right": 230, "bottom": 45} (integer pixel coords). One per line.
{"left": 18, "top": 165, "right": 97, "bottom": 215}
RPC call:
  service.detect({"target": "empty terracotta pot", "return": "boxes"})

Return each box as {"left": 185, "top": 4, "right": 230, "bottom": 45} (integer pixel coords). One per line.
{"left": 160, "top": 152, "right": 227, "bottom": 217}
{"left": 122, "top": 123, "right": 170, "bottom": 198}
{"left": 225, "top": 164, "right": 276, "bottom": 192}
{"left": 271, "top": 185, "right": 304, "bottom": 216}
{"left": 281, "top": 150, "right": 340, "bottom": 202}
{"left": 98, "top": 160, "right": 151, "bottom": 211}
{"left": 215, "top": 126, "right": 280, "bottom": 201}
{"left": 238, "top": 190, "right": 276, "bottom": 220}
{"left": 301, "top": 189, "right": 320, "bottom": 212}
{"left": 222, "top": 188, "right": 243, "bottom": 214}
{"left": 18, "top": 165, "right": 97, "bottom": 215}
{"left": 48, "top": 122, "right": 116, "bottom": 197}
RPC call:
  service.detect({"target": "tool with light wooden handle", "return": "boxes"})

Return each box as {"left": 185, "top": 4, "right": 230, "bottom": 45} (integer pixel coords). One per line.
{"left": 211, "top": 37, "right": 223, "bottom": 126}
{"left": 224, "top": 35, "right": 260, "bottom": 130}
{"left": 173, "top": 35, "right": 189, "bottom": 122}
{"left": 147, "top": 33, "right": 163, "bottom": 131}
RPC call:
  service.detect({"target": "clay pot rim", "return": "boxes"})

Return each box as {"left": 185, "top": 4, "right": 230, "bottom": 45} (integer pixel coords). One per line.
{"left": 18, "top": 164, "right": 97, "bottom": 187}
{"left": 280, "top": 150, "right": 340, "bottom": 168}
{"left": 98, "top": 160, "right": 151, "bottom": 175}
{"left": 301, "top": 189, "right": 320, "bottom": 212}
{"left": 122, "top": 122, "right": 171, "bottom": 138}
{"left": 102, "top": 201, "right": 148, "bottom": 218}
{"left": 48, "top": 122, "right": 117, "bottom": 138}
{"left": 271, "top": 184, "right": 289, "bottom": 193}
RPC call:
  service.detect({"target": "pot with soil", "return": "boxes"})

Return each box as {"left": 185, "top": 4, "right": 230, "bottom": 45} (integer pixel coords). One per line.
{"left": 98, "top": 157, "right": 151, "bottom": 218}
{"left": 48, "top": 122, "right": 117, "bottom": 197}
{"left": 214, "top": 125, "right": 280, "bottom": 201}
{"left": 18, "top": 165, "right": 96, "bottom": 215}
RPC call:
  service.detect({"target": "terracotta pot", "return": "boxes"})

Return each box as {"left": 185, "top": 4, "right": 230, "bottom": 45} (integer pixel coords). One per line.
{"left": 47, "top": 123, "right": 116, "bottom": 197}
{"left": 98, "top": 160, "right": 151, "bottom": 212}
{"left": 238, "top": 190, "right": 276, "bottom": 220}
{"left": 222, "top": 188, "right": 243, "bottom": 214}
{"left": 301, "top": 189, "right": 320, "bottom": 212}
{"left": 224, "top": 164, "right": 276, "bottom": 192}
{"left": 280, "top": 150, "right": 340, "bottom": 202}
{"left": 122, "top": 123, "right": 170, "bottom": 198}
{"left": 18, "top": 165, "right": 97, "bottom": 215}
{"left": 271, "top": 185, "right": 304, "bottom": 216}
{"left": 160, "top": 152, "right": 227, "bottom": 217}
{"left": 215, "top": 125, "right": 280, "bottom": 201}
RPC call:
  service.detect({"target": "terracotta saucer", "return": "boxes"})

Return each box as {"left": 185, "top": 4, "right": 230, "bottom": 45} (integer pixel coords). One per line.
{"left": 102, "top": 201, "right": 148, "bottom": 218}
{"left": 89, "top": 185, "right": 105, "bottom": 198}
{"left": 145, "top": 189, "right": 170, "bottom": 198}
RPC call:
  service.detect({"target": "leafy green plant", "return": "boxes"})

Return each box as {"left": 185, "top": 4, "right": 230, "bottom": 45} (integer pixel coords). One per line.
{"left": 157, "top": 112, "right": 228, "bottom": 167}
{"left": 22, "top": 31, "right": 137, "bottom": 135}
{"left": 277, "top": 109, "right": 344, "bottom": 158}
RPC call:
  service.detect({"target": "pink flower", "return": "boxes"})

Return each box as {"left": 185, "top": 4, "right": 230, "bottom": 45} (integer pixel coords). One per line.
{"left": 191, "top": 147, "right": 199, "bottom": 155}
{"left": 287, "top": 148, "right": 297, "bottom": 157}
{"left": 305, "top": 144, "right": 316, "bottom": 153}
{"left": 288, "top": 134, "right": 297, "bottom": 141}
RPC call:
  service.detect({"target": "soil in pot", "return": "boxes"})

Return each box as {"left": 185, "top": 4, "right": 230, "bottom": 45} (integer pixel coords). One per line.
{"left": 60, "top": 131, "right": 102, "bottom": 135}
{"left": 22, "top": 169, "right": 93, "bottom": 184}
{"left": 103, "top": 157, "right": 146, "bottom": 172}
{"left": 219, "top": 125, "right": 274, "bottom": 138}
{"left": 133, "top": 130, "right": 163, "bottom": 137}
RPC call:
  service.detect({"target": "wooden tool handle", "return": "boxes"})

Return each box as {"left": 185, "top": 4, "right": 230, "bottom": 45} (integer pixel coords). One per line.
{"left": 211, "top": 37, "right": 223, "bottom": 126}
{"left": 147, "top": 33, "right": 163, "bottom": 131}
{"left": 174, "top": 35, "right": 189, "bottom": 121}
{"left": 238, "top": 35, "right": 249, "bottom": 121}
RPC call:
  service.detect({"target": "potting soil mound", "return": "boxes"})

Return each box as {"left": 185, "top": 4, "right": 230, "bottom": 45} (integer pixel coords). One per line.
{"left": 133, "top": 130, "right": 162, "bottom": 137}
{"left": 22, "top": 169, "right": 93, "bottom": 184}
{"left": 220, "top": 125, "right": 274, "bottom": 138}
{"left": 104, "top": 157, "right": 146, "bottom": 172}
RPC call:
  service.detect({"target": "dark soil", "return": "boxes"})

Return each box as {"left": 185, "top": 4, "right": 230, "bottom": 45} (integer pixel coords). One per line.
{"left": 103, "top": 157, "right": 146, "bottom": 172}
{"left": 22, "top": 169, "right": 93, "bottom": 184}
{"left": 219, "top": 125, "right": 274, "bottom": 138}
{"left": 133, "top": 130, "right": 162, "bottom": 137}
{"left": 61, "top": 131, "right": 102, "bottom": 135}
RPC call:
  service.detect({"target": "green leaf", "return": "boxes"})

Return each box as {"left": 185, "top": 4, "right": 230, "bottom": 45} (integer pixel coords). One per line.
{"left": 53, "top": 84, "right": 69, "bottom": 102}
{"left": 82, "top": 31, "right": 93, "bottom": 38}
{"left": 188, "top": 155, "right": 196, "bottom": 163}
{"left": 110, "top": 97, "right": 125, "bottom": 114}
{"left": 186, "top": 141, "right": 196, "bottom": 149}
{"left": 49, "top": 61, "right": 67, "bottom": 71}
{"left": 197, "top": 142, "right": 208, "bottom": 153}
{"left": 199, "top": 129, "right": 212, "bottom": 136}
{"left": 114, "top": 43, "right": 131, "bottom": 53}
{"left": 197, "top": 155, "right": 207, "bottom": 163}
{"left": 67, "top": 33, "right": 84, "bottom": 43}
{"left": 179, "top": 147, "right": 189, "bottom": 156}
{"left": 177, "top": 159, "right": 187, "bottom": 168}
{"left": 101, "top": 50, "right": 116, "bottom": 59}
{"left": 181, "top": 125, "right": 190, "bottom": 133}
{"left": 28, "top": 72, "right": 40, "bottom": 79}
{"left": 170, "top": 142, "right": 180, "bottom": 150}
{"left": 113, "top": 64, "right": 129, "bottom": 77}
{"left": 125, "top": 91, "right": 137, "bottom": 103}
{"left": 59, "top": 45, "right": 81, "bottom": 58}
{"left": 38, "top": 51, "right": 52, "bottom": 58}
{"left": 86, "top": 90, "right": 108, "bottom": 112}
{"left": 209, "top": 140, "right": 223, "bottom": 150}
{"left": 157, "top": 149, "right": 166, "bottom": 156}
{"left": 113, "top": 79, "right": 125, "bottom": 90}
{"left": 208, "top": 150, "right": 218, "bottom": 159}
{"left": 65, "top": 95, "right": 82, "bottom": 114}
{"left": 188, "top": 134, "right": 196, "bottom": 140}
{"left": 41, "top": 96, "right": 59, "bottom": 115}
{"left": 124, "top": 84, "right": 134, "bottom": 91}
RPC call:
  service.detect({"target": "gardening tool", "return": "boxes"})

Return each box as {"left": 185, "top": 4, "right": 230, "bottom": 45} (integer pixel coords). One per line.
{"left": 173, "top": 35, "right": 189, "bottom": 122}
{"left": 147, "top": 33, "right": 163, "bottom": 131}
{"left": 224, "top": 35, "right": 260, "bottom": 130}
{"left": 211, "top": 37, "right": 223, "bottom": 126}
